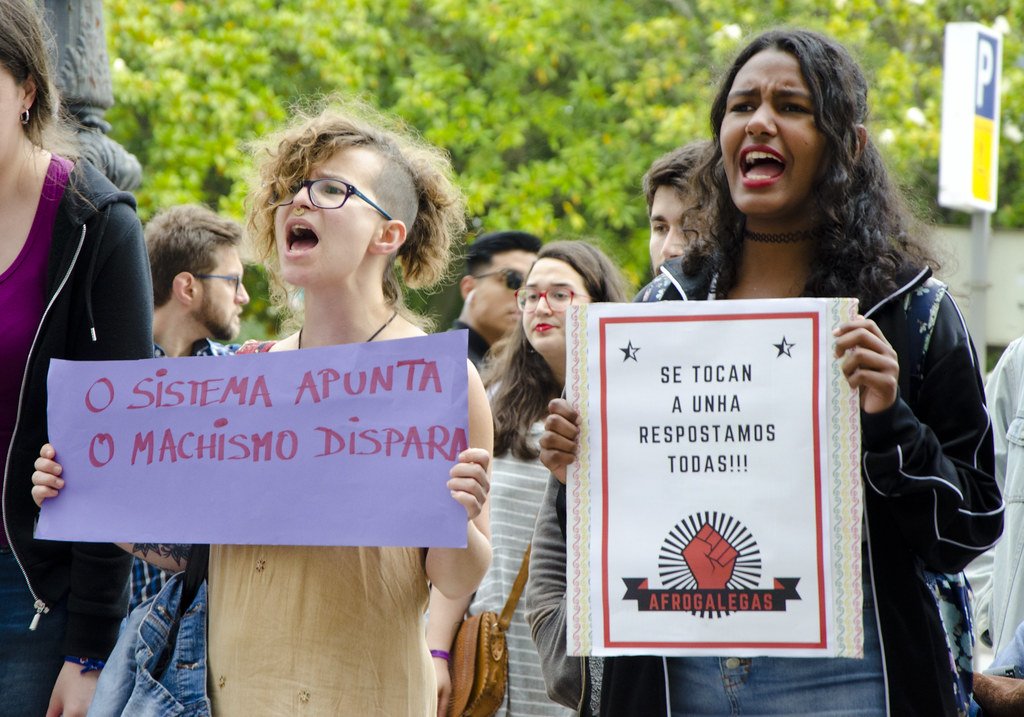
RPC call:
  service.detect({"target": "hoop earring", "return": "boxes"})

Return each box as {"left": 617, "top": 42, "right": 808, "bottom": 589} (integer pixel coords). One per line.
{"left": 20, "top": 109, "right": 29, "bottom": 125}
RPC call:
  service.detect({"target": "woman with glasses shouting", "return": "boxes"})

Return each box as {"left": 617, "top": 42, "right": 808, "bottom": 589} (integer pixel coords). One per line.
{"left": 429, "top": 241, "right": 629, "bottom": 717}
{"left": 32, "top": 100, "right": 494, "bottom": 716}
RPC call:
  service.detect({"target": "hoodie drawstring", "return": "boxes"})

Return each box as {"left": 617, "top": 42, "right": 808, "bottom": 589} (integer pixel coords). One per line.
{"left": 82, "top": 207, "right": 112, "bottom": 342}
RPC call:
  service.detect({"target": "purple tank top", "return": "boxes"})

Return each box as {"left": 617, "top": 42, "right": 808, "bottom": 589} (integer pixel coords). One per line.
{"left": 1, "top": 155, "right": 72, "bottom": 546}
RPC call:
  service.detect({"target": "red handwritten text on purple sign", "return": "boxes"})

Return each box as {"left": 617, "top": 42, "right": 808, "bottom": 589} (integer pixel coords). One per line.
{"left": 41, "top": 332, "right": 472, "bottom": 547}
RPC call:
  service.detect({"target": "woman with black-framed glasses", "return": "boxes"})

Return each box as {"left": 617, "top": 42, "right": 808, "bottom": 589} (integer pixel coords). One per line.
{"left": 33, "top": 99, "right": 493, "bottom": 716}
{"left": 276, "top": 176, "right": 394, "bottom": 219}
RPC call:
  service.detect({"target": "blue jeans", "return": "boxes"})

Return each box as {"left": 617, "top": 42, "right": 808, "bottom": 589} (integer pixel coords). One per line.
{"left": 667, "top": 581, "right": 885, "bottom": 716}
{"left": 0, "top": 547, "right": 69, "bottom": 717}
{"left": 88, "top": 571, "right": 210, "bottom": 717}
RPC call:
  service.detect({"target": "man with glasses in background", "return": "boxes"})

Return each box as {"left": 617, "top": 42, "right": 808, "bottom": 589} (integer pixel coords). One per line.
{"left": 148, "top": 204, "right": 249, "bottom": 360}
{"left": 130, "top": 203, "right": 249, "bottom": 609}
{"left": 452, "top": 230, "right": 541, "bottom": 368}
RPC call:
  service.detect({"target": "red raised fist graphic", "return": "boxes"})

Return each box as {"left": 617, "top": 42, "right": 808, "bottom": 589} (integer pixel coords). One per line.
{"left": 682, "top": 523, "right": 738, "bottom": 589}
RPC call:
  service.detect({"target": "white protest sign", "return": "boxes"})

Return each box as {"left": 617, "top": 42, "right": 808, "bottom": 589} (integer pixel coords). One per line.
{"left": 565, "top": 299, "right": 863, "bottom": 658}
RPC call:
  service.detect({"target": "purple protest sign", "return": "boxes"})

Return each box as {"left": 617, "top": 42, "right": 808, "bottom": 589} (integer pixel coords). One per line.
{"left": 37, "top": 332, "right": 470, "bottom": 547}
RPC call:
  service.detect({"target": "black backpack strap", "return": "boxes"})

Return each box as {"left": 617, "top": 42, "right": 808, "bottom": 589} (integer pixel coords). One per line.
{"left": 903, "top": 278, "right": 947, "bottom": 404}
{"left": 172, "top": 341, "right": 271, "bottom": 609}
{"left": 180, "top": 543, "right": 209, "bottom": 615}
{"left": 152, "top": 549, "right": 210, "bottom": 680}
{"left": 155, "top": 342, "right": 282, "bottom": 677}
{"left": 901, "top": 278, "right": 973, "bottom": 712}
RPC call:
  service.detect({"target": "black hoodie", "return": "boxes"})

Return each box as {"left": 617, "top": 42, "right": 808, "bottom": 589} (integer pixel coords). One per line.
{"left": 2, "top": 159, "right": 153, "bottom": 659}
{"left": 529, "top": 257, "right": 1003, "bottom": 716}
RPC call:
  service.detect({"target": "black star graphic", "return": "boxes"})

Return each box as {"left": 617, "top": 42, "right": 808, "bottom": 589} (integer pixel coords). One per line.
{"left": 774, "top": 336, "right": 795, "bottom": 357}
{"left": 620, "top": 340, "right": 640, "bottom": 362}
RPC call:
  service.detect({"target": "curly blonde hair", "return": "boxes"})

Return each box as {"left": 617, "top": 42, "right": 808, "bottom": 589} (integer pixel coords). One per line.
{"left": 247, "top": 98, "right": 467, "bottom": 323}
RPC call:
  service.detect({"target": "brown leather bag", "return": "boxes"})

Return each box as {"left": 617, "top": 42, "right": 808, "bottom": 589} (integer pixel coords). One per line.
{"left": 446, "top": 545, "right": 532, "bottom": 717}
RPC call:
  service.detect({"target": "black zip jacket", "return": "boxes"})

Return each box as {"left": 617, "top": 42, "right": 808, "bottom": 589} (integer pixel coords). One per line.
{"left": 563, "top": 258, "right": 1003, "bottom": 716}
{"left": 2, "top": 160, "right": 153, "bottom": 659}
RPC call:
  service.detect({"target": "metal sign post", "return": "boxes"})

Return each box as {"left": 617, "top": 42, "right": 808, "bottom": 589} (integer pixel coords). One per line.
{"left": 938, "top": 23, "right": 1003, "bottom": 360}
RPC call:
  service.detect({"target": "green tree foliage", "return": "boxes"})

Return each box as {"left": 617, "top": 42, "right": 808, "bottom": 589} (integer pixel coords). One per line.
{"left": 103, "top": 0, "right": 1024, "bottom": 336}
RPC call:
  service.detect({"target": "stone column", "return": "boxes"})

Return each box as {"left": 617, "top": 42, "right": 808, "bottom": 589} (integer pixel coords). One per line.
{"left": 41, "top": 0, "right": 142, "bottom": 190}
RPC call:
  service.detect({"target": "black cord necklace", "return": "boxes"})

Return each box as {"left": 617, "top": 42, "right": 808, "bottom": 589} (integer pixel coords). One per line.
{"left": 744, "top": 228, "right": 818, "bottom": 244}
{"left": 298, "top": 309, "right": 398, "bottom": 349}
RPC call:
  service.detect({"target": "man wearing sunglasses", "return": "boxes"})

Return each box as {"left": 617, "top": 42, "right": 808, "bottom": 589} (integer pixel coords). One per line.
{"left": 130, "top": 204, "right": 249, "bottom": 609}
{"left": 453, "top": 230, "right": 541, "bottom": 368}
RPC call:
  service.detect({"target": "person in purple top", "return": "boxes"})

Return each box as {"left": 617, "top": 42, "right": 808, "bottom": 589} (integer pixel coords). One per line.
{"left": 0, "top": 1, "right": 152, "bottom": 714}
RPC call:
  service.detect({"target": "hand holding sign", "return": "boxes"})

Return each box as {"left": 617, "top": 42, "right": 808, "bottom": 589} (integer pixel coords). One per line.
{"left": 682, "top": 524, "right": 738, "bottom": 590}
{"left": 31, "top": 443, "right": 62, "bottom": 506}
{"left": 539, "top": 398, "right": 581, "bottom": 485}
{"left": 833, "top": 316, "right": 899, "bottom": 414}
{"left": 447, "top": 447, "right": 491, "bottom": 520}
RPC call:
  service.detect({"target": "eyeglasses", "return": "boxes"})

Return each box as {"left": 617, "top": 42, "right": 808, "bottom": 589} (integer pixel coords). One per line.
{"left": 515, "top": 287, "right": 588, "bottom": 313}
{"left": 194, "top": 273, "right": 245, "bottom": 295}
{"left": 473, "top": 267, "right": 524, "bottom": 291}
{"left": 276, "top": 178, "right": 393, "bottom": 220}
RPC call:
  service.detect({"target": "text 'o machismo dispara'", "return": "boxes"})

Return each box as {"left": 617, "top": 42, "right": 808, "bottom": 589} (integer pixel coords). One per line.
{"left": 80, "top": 358, "right": 467, "bottom": 468}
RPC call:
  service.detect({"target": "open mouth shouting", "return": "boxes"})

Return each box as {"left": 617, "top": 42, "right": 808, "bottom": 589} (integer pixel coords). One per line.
{"left": 740, "top": 146, "right": 786, "bottom": 185}
{"left": 286, "top": 221, "right": 319, "bottom": 254}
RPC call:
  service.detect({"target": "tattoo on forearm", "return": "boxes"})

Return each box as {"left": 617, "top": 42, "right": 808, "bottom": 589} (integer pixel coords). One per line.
{"left": 132, "top": 543, "right": 191, "bottom": 563}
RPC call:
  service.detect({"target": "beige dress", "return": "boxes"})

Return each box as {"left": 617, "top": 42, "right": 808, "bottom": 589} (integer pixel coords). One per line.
{"left": 207, "top": 544, "right": 434, "bottom": 716}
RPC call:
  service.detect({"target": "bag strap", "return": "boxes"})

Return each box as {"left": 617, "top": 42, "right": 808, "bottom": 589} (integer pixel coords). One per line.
{"left": 179, "top": 543, "right": 210, "bottom": 616}
{"left": 176, "top": 339, "right": 273, "bottom": 613}
{"left": 497, "top": 543, "right": 532, "bottom": 631}
{"left": 903, "top": 280, "right": 974, "bottom": 713}
{"left": 155, "top": 548, "right": 210, "bottom": 679}
{"left": 903, "top": 278, "right": 946, "bottom": 404}
{"left": 155, "top": 339, "right": 278, "bottom": 678}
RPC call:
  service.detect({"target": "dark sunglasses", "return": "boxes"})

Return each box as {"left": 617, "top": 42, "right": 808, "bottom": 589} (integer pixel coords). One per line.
{"left": 472, "top": 267, "right": 524, "bottom": 291}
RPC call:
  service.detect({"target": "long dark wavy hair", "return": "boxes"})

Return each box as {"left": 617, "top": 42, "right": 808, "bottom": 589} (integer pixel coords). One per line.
{"left": 484, "top": 241, "right": 630, "bottom": 460}
{"left": 685, "top": 28, "right": 936, "bottom": 309}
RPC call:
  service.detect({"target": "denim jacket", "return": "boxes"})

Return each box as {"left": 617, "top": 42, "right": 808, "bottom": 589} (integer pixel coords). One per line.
{"left": 88, "top": 572, "right": 210, "bottom": 716}
{"left": 968, "top": 336, "right": 1024, "bottom": 656}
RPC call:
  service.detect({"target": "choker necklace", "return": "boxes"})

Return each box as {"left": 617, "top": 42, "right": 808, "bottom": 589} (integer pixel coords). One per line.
{"left": 298, "top": 309, "right": 398, "bottom": 349}
{"left": 744, "top": 228, "right": 818, "bottom": 244}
